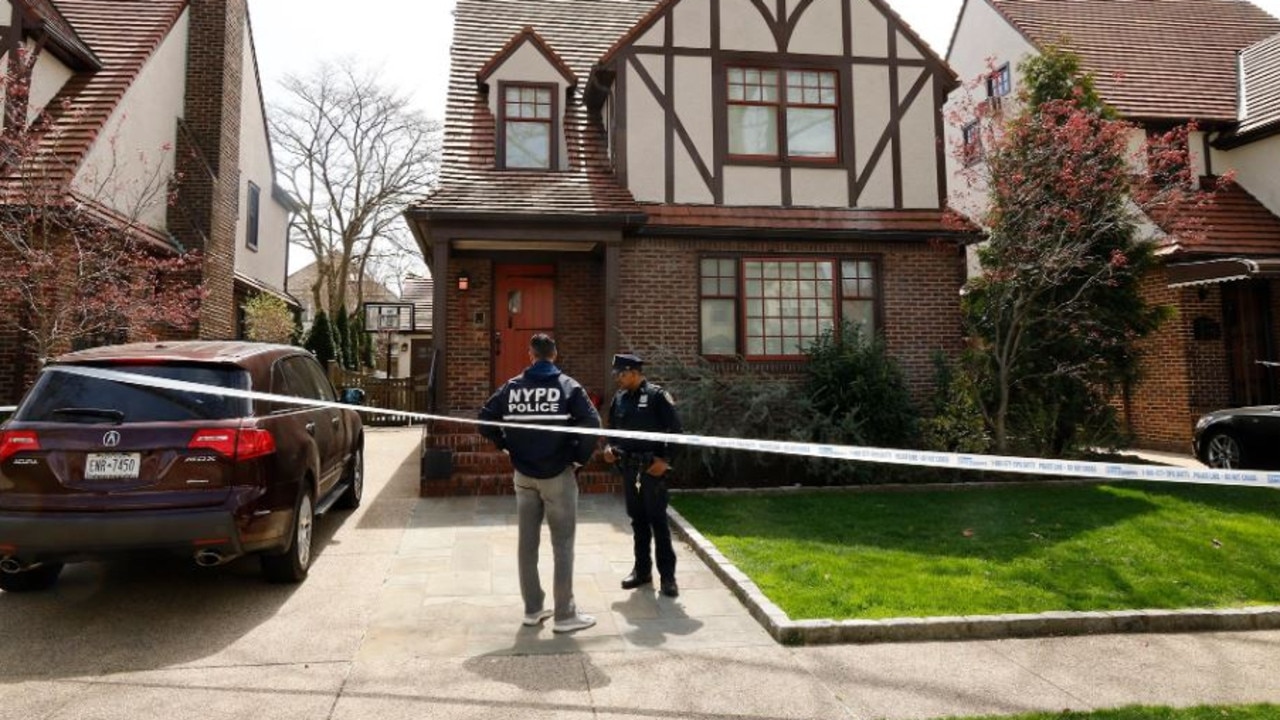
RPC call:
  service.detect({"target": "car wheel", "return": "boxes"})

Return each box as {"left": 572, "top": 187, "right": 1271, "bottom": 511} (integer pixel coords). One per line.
{"left": 1205, "top": 431, "right": 1245, "bottom": 469}
{"left": 260, "top": 487, "right": 315, "bottom": 584}
{"left": 0, "top": 563, "right": 64, "bottom": 593}
{"left": 334, "top": 445, "right": 363, "bottom": 511}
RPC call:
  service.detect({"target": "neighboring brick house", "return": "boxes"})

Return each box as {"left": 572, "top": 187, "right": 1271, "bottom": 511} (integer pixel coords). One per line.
{"left": 946, "top": 0, "right": 1280, "bottom": 452}
{"left": 407, "top": 0, "right": 974, "bottom": 423}
{"left": 0, "top": 0, "right": 297, "bottom": 403}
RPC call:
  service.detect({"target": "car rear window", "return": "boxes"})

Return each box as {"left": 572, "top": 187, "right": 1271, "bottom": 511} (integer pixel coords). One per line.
{"left": 16, "top": 363, "right": 252, "bottom": 423}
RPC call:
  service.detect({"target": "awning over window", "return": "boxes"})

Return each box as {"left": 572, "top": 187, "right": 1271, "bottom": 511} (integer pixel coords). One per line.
{"left": 1166, "top": 258, "right": 1280, "bottom": 288}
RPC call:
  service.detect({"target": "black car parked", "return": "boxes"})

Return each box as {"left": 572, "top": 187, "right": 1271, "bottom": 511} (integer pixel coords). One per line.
{"left": 1193, "top": 405, "right": 1280, "bottom": 470}
{"left": 0, "top": 341, "right": 364, "bottom": 591}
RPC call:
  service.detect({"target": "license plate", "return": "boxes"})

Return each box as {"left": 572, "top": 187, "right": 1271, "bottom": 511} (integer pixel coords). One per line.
{"left": 85, "top": 453, "right": 141, "bottom": 480}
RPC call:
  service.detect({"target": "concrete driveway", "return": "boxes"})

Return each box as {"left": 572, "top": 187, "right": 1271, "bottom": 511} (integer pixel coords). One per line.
{"left": 1, "top": 428, "right": 1279, "bottom": 720}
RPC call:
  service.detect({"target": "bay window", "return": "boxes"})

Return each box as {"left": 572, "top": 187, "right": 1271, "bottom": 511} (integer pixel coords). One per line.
{"left": 699, "top": 257, "right": 879, "bottom": 359}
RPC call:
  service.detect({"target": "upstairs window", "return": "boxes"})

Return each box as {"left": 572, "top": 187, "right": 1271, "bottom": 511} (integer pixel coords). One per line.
{"left": 246, "top": 182, "right": 260, "bottom": 251}
{"left": 962, "top": 121, "right": 983, "bottom": 166}
{"left": 500, "top": 83, "right": 556, "bottom": 170}
{"left": 986, "top": 63, "right": 1011, "bottom": 98}
{"left": 727, "top": 67, "right": 839, "bottom": 162}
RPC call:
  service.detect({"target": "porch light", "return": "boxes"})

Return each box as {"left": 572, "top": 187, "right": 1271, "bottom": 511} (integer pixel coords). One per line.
{"left": 458, "top": 271, "right": 470, "bottom": 292}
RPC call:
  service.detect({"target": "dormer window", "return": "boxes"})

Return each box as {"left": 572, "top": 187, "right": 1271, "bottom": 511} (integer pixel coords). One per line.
{"left": 499, "top": 82, "right": 557, "bottom": 170}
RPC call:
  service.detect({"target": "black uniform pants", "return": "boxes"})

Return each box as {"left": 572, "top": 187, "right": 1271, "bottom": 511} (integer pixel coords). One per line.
{"left": 622, "top": 465, "right": 676, "bottom": 581}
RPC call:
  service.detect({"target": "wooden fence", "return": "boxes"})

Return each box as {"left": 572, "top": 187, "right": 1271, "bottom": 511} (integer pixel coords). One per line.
{"left": 328, "top": 367, "right": 431, "bottom": 426}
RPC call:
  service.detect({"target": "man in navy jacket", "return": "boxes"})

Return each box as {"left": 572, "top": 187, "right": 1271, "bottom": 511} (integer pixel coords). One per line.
{"left": 479, "top": 334, "right": 601, "bottom": 633}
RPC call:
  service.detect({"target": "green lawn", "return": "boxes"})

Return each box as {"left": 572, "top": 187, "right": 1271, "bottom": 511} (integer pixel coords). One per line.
{"left": 943, "top": 706, "right": 1279, "bottom": 720}
{"left": 671, "top": 482, "right": 1280, "bottom": 619}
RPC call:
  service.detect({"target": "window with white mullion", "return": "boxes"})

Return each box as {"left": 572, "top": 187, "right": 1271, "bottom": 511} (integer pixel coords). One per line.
{"left": 699, "top": 258, "right": 739, "bottom": 356}
{"left": 502, "top": 84, "right": 554, "bottom": 169}
{"left": 727, "top": 67, "right": 839, "bottom": 161}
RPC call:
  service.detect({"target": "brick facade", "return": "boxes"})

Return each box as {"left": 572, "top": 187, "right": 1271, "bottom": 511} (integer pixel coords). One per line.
{"left": 443, "top": 238, "right": 966, "bottom": 416}
{"left": 1127, "top": 267, "right": 1240, "bottom": 452}
{"left": 616, "top": 238, "right": 966, "bottom": 401}
{"left": 172, "top": 0, "right": 245, "bottom": 341}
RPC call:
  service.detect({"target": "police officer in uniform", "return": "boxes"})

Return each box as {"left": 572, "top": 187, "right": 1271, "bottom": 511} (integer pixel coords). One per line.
{"left": 603, "top": 353, "right": 683, "bottom": 597}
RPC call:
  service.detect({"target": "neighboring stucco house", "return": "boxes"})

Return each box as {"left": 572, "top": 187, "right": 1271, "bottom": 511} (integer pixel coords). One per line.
{"left": 0, "top": 0, "right": 297, "bottom": 402}
{"left": 946, "top": 0, "right": 1280, "bottom": 452}
{"left": 407, "top": 0, "right": 974, "bottom": 436}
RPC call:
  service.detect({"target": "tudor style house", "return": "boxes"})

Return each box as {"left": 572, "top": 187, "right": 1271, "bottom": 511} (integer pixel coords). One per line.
{"left": 946, "top": 0, "right": 1280, "bottom": 452}
{"left": 0, "top": 0, "right": 296, "bottom": 403}
{"left": 408, "top": 0, "right": 973, "bottom": 437}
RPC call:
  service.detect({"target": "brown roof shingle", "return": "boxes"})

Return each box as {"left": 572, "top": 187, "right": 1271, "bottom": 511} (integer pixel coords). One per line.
{"left": 993, "top": 0, "right": 1280, "bottom": 122}
{"left": 1159, "top": 180, "right": 1280, "bottom": 257}
{"left": 641, "top": 204, "right": 964, "bottom": 235}
{"left": 413, "top": 0, "right": 655, "bottom": 219}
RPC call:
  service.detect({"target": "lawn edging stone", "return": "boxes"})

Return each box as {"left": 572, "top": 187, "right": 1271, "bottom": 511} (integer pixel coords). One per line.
{"left": 666, "top": 503, "right": 1280, "bottom": 646}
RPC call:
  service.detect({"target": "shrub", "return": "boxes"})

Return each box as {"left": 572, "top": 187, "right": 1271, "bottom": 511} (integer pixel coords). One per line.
{"left": 647, "top": 351, "right": 813, "bottom": 485}
{"left": 921, "top": 351, "right": 990, "bottom": 454}
{"left": 304, "top": 310, "right": 338, "bottom": 366}
{"left": 242, "top": 294, "right": 295, "bottom": 345}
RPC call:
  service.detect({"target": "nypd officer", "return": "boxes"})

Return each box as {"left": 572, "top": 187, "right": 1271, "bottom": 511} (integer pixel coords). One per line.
{"left": 479, "top": 334, "right": 600, "bottom": 633}
{"left": 603, "top": 353, "right": 683, "bottom": 597}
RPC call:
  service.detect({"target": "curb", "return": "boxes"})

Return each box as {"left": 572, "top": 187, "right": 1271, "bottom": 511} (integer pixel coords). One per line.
{"left": 667, "top": 506, "right": 1280, "bottom": 645}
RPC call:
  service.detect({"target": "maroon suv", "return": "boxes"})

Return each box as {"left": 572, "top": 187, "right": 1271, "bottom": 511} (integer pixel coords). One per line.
{"left": 0, "top": 341, "right": 364, "bottom": 591}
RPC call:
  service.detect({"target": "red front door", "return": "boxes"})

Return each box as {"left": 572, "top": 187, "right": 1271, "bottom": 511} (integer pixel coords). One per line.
{"left": 493, "top": 265, "right": 555, "bottom": 386}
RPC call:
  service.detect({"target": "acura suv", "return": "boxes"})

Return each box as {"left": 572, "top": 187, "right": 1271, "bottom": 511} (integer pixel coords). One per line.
{"left": 0, "top": 341, "right": 364, "bottom": 591}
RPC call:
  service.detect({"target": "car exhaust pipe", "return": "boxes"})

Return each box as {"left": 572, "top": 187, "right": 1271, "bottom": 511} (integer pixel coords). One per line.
{"left": 193, "top": 550, "right": 228, "bottom": 567}
{"left": 0, "top": 556, "right": 41, "bottom": 574}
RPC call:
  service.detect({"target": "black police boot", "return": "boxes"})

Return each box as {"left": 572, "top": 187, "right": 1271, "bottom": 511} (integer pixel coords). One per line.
{"left": 621, "top": 570, "right": 653, "bottom": 590}
{"left": 660, "top": 579, "right": 679, "bottom": 597}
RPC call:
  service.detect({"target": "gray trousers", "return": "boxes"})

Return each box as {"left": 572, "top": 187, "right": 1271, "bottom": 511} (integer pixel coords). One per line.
{"left": 513, "top": 468, "right": 578, "bottom": 621}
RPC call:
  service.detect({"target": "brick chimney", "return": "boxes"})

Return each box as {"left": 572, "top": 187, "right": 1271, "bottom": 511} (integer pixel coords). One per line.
{"left": 170, "top": 0, "right": 245, "bottom": 340}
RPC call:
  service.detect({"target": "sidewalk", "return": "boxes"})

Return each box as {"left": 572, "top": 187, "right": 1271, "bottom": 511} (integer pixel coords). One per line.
{"left": 339, "top": 431, "right": 1280, "bottom": 720}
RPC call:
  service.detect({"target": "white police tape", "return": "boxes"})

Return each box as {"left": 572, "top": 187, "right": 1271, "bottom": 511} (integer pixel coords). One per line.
{"left": 0, "top": 406, "right": 13, "bottom": 414}
{"left": 13, "top": 365, "right": 1279, "bottom": 492}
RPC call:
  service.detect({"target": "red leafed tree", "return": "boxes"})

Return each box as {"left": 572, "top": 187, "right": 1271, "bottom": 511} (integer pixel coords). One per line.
{"left": 949, "top": 48, "right": 1224, "bottom": 455}
{"left": 0, "top": 47, "right": 204, "bottom": 379}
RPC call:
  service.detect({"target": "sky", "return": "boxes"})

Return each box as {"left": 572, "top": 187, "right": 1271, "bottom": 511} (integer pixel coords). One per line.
{"left": 248, "top": 0, "right": 1280, "bottom": 272}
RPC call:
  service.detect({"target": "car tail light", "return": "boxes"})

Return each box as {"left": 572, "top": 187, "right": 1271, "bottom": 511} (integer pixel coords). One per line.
{"left": 189, "top": 430, "right": 237, "bottom": 457}
{"left": 235, "top": 429, "right": 276, "bottom": 461}
{"left": 0, "top": 431, "right": 40, "bottom": 464}
{"left": 188, "top": 429, "right": 275, "bottom": 461}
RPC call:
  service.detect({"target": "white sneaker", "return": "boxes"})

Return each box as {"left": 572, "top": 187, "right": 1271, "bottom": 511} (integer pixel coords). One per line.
{"left": 552, "top": 613, "right": 597, "bottom": 633}
{"left": 522, "top": 609, "right": 554, "bottom": 627}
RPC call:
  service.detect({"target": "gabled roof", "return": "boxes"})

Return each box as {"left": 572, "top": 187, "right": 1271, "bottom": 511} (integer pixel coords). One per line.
{"left": 477, "top": 26, "right": 578, "bottom": 87}
{"left": 1157, "top": 180, "right": 1280, "bottom": 257}
{"left": 5, "top": 0, "right": 188, "bottom": 196}
{"left": 12, "top": 0, "right": 102, "bottom": 71}
{"left": 992, "top": 0, "right": 1280, "bottom": 123}
{"left": 411, "top": 0, "right": 652, "bottom": 220}
{"left": 600, "top": 0, "right": 957, "bottom": 86}
{"left": 1237, "top": 31, "right": 1280, "bottom": 137}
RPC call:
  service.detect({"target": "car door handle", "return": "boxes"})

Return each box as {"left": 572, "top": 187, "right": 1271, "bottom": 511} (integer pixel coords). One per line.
{"left": 331, "top": 416, "right": 341, "bottom": 427}
{"left": 305, "top": 422, "right": 316, "bottom": 435}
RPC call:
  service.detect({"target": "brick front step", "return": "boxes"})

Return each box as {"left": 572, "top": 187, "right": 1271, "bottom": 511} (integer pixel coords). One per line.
{"left": 421, "top": 470, "right": 620, "bottom": 497}
{"left": 422, "top": 420, "right": 620, "bottom": 496}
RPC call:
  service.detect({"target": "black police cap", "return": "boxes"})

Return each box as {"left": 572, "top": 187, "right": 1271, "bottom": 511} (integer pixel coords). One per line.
{"left": 611, "top": 353, "right": 643, "bottom": 372}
